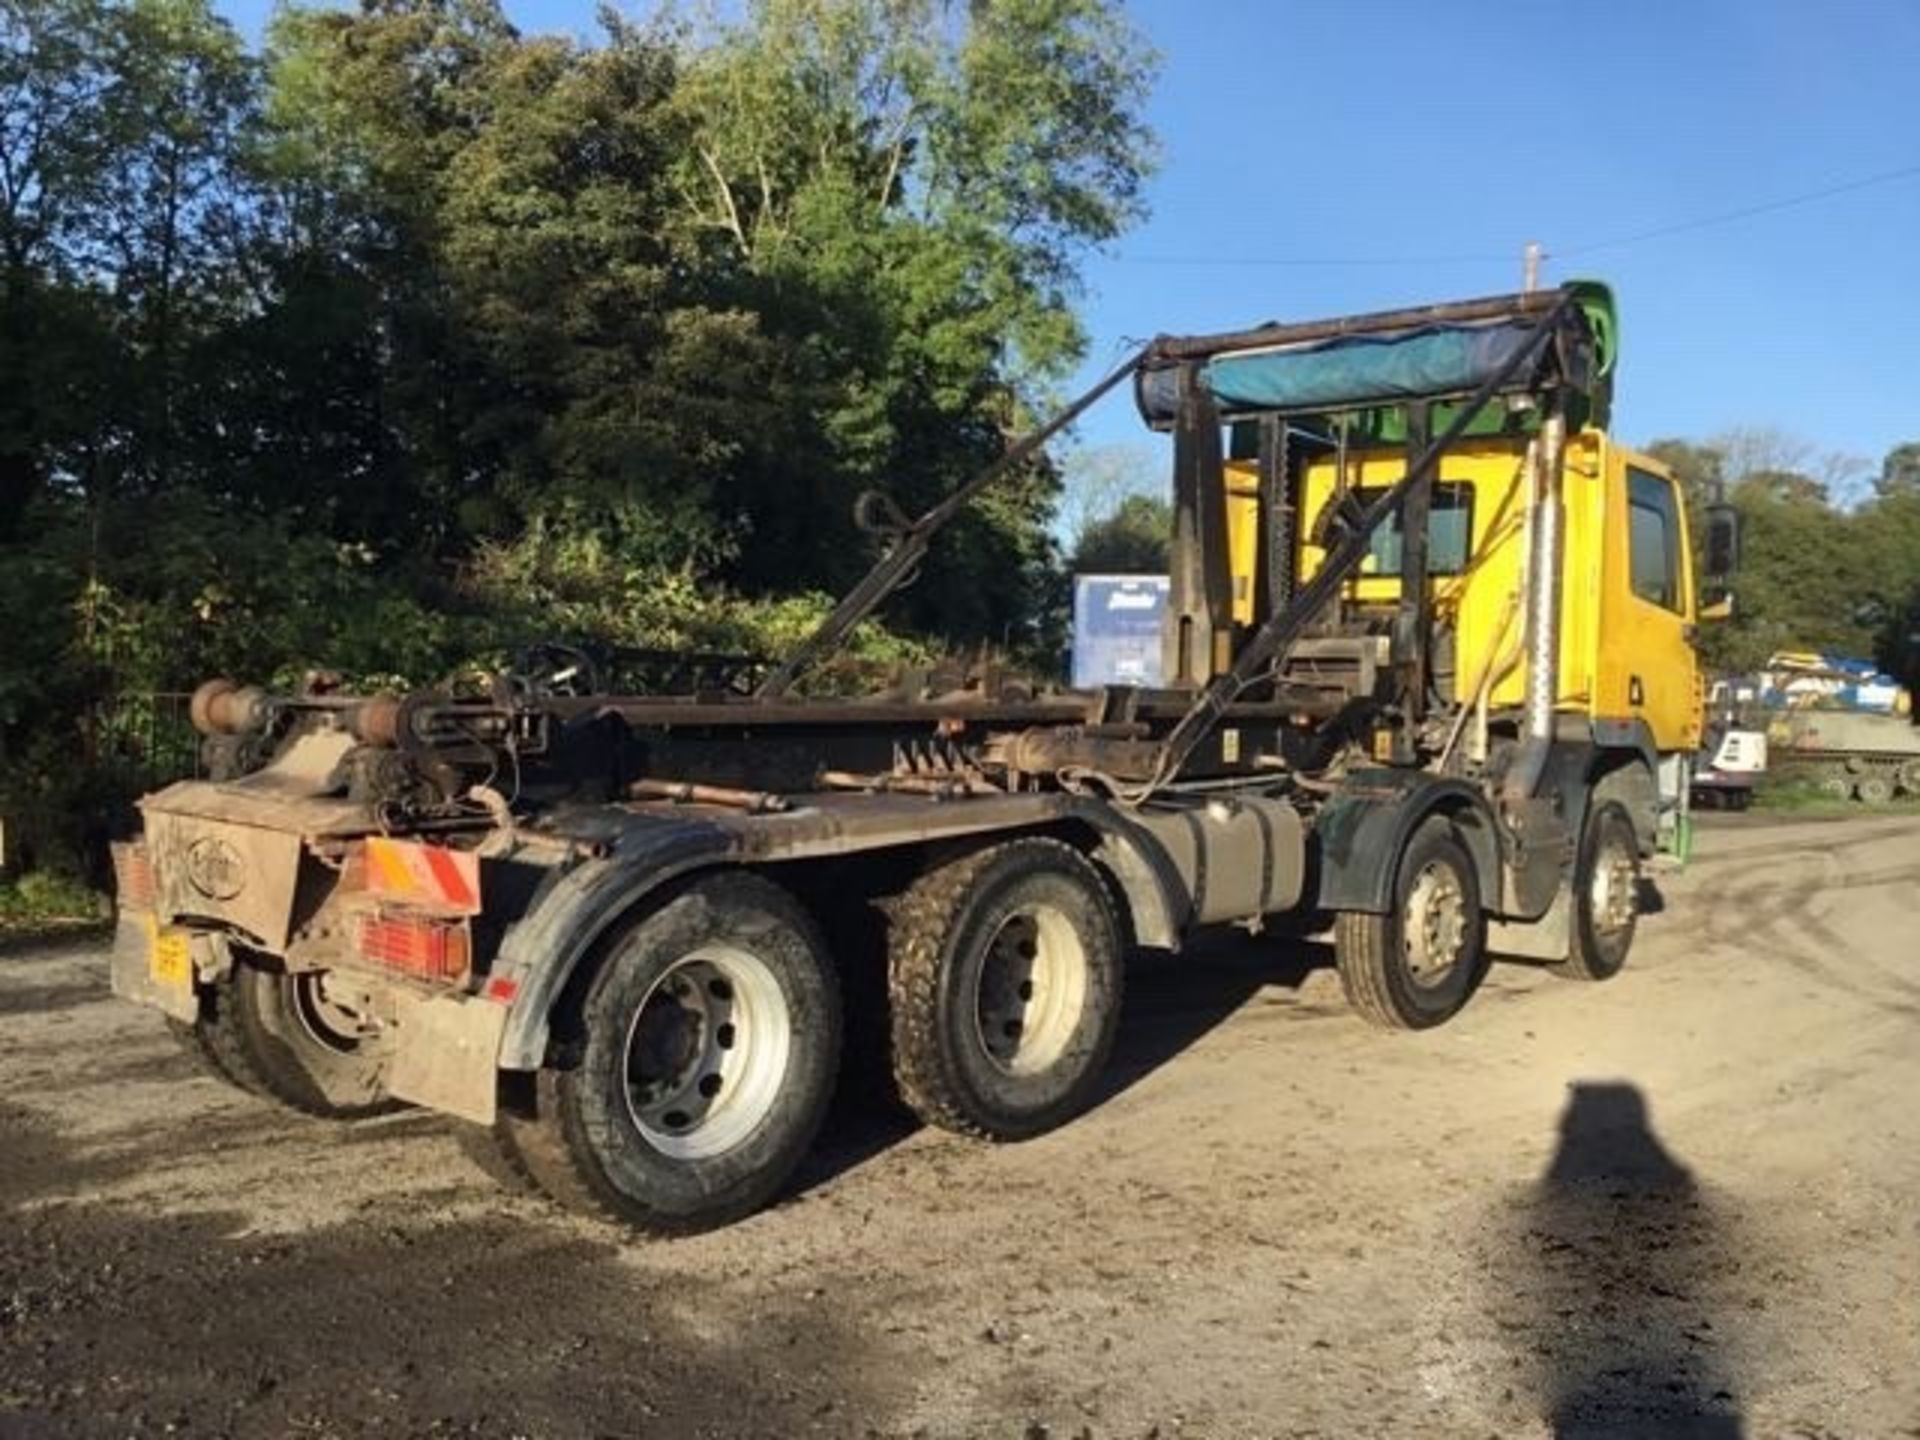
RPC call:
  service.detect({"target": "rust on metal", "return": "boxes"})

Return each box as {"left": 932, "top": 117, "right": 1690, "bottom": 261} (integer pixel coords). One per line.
{"left": 348, "top": 695, "right": 403, "bottom": 748}
{"left": 1007, "top": 726, "right": 1168, "bottom": 782}
{"left": 815, "top": 769, "right": 995, "bottom": 800}
{"left": 628, "top": 778, "right": 791, "bottom": 813}
{"left": 190, "top": 678, "right": 270, "bottom": 736}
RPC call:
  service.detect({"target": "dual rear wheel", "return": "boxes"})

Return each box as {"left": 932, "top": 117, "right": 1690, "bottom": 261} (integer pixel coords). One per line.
{"left": 495, "top": 872, "right": 843, "bottom": 1235}
{"left": 885, "top": 838, "right": 1125, "bottom": 1140}
{"left": 496, "top": 841, "right": 1125, "bottom": 1234}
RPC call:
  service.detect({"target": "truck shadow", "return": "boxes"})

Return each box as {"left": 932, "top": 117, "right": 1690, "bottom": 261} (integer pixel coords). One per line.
{"left": 0, "top": 925, "right": 112, "bottom": 960}
{"left": 795, "top": 929, "right": 1335, "bottom": 1197}
{"left": 1506, "top": 1081, "right": 1747, "bottom": 1439}
{"left": 0, "top": 1100, "right": 898, "bottom": 1437}
{"left": 1096, "top": 930, "right": 1336, "bottom": 1101}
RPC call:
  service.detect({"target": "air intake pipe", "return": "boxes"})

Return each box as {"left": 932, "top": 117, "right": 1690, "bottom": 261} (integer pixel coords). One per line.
{"left": 1502, "top": 405, "right": 1568, "bottom": 801}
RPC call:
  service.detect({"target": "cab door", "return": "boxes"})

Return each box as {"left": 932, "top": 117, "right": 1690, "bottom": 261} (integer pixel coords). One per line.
{"left": 1598, "top": 452, "right": 1701, "bottom": 751}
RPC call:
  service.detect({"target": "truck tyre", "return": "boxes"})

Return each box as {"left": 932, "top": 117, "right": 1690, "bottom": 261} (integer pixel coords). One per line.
{"left": 1854, "top": 772, "right": 1893, "bottom": 806}
{"left": 1552, "top": 801, "right": 1640, "bottom": 982}
{"left": 166, "top": 975, "right": 266, "bottom": 1097}
{"left": 511, "top": 872, "right": 841, "bottom": 1235}
{"left": 1334, "top": 817, "right": 1487, "bottom": 1030}
{"left": 887, "top": 838, "right": 1123, "bottom": 1141}
{"left": 226, "top": 964, "right": 401, "bottom": 1119}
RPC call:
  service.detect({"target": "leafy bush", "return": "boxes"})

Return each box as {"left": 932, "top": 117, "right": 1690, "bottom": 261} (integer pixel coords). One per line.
{"left": 0, "top": 870, "right": 105, "bottom": 928}
{"left": 462, "top": 508, "right": 933, "bottom": 687}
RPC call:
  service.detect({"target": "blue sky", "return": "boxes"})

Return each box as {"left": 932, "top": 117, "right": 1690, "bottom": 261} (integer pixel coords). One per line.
{"left": 215, "top": 0, "right": 1920, "bottom": 483}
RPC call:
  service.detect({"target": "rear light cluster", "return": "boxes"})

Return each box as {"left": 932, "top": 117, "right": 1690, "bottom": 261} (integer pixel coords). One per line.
{"left": 355, "top": 909, "right": 471, "bottom": 981}
{"left": 111, "top": 842, "right": 156, "bottom": 911}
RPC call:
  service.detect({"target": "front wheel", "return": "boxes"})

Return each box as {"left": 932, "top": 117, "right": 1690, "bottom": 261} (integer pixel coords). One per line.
{"left": 1334, "top": 817, "right": 1487, "bottom": 1030}
{"left": 1552, "top": 800, "right": 1641, "bottom": 982}
{"left": 508, "top": 872, "right": 841, "bottom": 1235}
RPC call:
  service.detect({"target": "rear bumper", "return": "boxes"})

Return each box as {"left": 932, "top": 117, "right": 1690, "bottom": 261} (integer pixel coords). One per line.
{"left": 108, "top": 912, "right": 200, "bottom": 1023}
{"left": 110, "top": 903, "right": 508, "bottom": 1126}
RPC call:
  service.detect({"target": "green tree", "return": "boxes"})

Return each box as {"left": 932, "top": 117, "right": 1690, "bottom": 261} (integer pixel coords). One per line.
{"left": 1070, "top": 493, "right": 1170, "bottom": 574}
{"left": 0, "top": 0, "right": 1163, "bottom": 871}
{"left": 248, "top": 1, "right": 695, "bottom": 555}
{"left": 242, "top": 0, "right": 1158, "bottom": 651}
{"left": 0, "top": 0, "right": 257, "bottom": 733}
{"left": 1877, "top": 441, "right": 1920, "bottom": 499}
{"left": 1857, "top": 441, "right": 1920, "bottom": 683}
{"left": 665, "top": 0, "right": 1158, "bottom": 642}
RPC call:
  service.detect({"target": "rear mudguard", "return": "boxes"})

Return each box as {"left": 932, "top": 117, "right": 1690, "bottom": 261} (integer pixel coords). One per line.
{"left": 487, "top": 794, "right": 1191, "bottom": 1072}
{"left": 488, "top": 817, "right": 734, "bottom": 1072}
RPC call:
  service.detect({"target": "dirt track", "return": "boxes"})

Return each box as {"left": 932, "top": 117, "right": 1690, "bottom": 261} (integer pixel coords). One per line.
{"left": 3, "top": 812, "right": 1918, "bottom": 1439}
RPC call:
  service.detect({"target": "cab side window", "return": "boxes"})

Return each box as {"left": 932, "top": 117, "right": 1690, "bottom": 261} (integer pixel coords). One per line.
{"left": 1627, "top": 469, "right": 1681, "bottom": 612}
{"left": 1354, "top": 482, "right": 1474, "bottom": 576}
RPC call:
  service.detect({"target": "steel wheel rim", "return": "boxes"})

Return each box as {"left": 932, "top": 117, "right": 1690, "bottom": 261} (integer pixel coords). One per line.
{"left": 290, "top": 973, "right": 378, "bottom": 1055}
{"left": 1588, "top": 832, "right": 1639, "bottom": 938}
{"left": 974, "top": 902, "right": 1089, "bottom": 1077}
{"left": 1402, "top": 861, "right": 1468, "bottom": 987}
{"left": 623, "top": 945, "right": 790, "bottom": 1160}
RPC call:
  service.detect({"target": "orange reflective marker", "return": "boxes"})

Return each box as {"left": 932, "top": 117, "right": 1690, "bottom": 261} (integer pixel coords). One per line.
{"left": 362, "top": 837, "right": 482, "bottom": 915}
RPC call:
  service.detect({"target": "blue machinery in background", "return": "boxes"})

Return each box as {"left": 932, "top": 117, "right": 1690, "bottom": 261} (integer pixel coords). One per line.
{"left": 1071, "top": 575, "right": 1170, "bottom": 688}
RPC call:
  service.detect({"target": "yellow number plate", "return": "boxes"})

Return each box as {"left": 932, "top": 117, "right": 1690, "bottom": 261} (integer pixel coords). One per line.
{"left": 147, "top": 920, "right": 193, "bottom": 991}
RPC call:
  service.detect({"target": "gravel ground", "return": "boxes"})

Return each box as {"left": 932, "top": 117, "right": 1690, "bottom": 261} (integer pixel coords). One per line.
{"left": 2, "top": 811, "right": 1917, "bottom": 1439}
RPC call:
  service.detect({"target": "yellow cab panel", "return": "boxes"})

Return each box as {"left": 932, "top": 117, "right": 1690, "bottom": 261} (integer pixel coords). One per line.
{"left": 1232, "top": 429, "right": 1700, "bottom": 753}
{"left": 1595, "top": 444, "right": 1701, "bottom": 751}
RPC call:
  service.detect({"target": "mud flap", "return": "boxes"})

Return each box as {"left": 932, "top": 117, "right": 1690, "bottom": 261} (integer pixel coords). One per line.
{"left": 1487, "top": 882, "right": 1572, "bottom": 962}
{"left": 387, "top": 995, "right": 508, "bottom": 1125}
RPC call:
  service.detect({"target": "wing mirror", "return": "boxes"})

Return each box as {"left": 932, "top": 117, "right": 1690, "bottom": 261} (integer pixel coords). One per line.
{"left": 1700, "top": 501, "right": 1741, "bottom": 620}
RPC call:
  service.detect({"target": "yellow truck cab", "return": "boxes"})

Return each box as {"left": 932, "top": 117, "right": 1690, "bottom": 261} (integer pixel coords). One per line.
{"left": 1133, "top": 282, "right": 1715, "bottom": 994}
{"left": 1269, "top": 431, "right": 1703, "bottom": 757}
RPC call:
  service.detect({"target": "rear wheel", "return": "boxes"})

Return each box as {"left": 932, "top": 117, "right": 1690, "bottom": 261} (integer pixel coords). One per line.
{"left": 888, "top": 838, "right": 1124, "bottom": 1141}
{"left": 507, "top": 872, "right": 841, "bottom": 1235}
{"left": 1334, "top": 817, "right": 1487, "bottom": 1030}
{"left": 226, "top": 964, "right": 400, "bottom": 1119}
{"left": 166, "top": 973, "right": 265, "bottom": 1097}
{"left": 1552, "top": 801, "right": 1640, "bottom": 982}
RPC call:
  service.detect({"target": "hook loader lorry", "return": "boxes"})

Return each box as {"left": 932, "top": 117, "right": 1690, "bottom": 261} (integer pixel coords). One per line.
{"left": 109, "top": 282, "right": 1722, "bottom": 1233}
